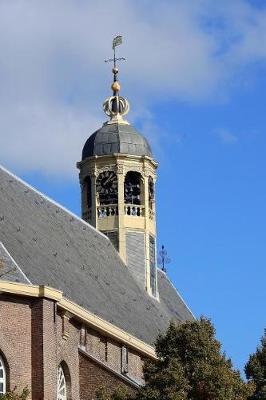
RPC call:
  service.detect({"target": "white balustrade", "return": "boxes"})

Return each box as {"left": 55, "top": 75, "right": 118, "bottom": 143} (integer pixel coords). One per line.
{"left": 98, "top": 205, "right": 118, "bottom": 218}
{"left": 124, "top": 204, "right": 145, "bottom": 217}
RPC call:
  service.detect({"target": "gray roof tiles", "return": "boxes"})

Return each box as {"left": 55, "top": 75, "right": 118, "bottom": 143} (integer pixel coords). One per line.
{"left": 0, "top": 242, "right": 30, "bottom": 284}
{"left": 0, "top": 165, "right": 193, "bottom": 345}
{"left": 82, "top": 123, "right": 152, "bottom": 159}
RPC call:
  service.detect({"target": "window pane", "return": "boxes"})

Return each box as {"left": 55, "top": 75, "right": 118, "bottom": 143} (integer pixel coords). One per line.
{"left": 57, "top": 365, "right": 67, "bottom": 400}
{"left": 0, "top": 356, "right": 5, "bottom": 394}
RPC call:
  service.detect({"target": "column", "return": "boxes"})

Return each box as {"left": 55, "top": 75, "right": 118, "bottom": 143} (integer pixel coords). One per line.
{"left": 143, "top": 171, "right": 152, "bottom": 295}
{"left": 91, "top": 171, "right": 97, "bottom": 229}
{"left": 117, "top": 162, "right": 126, "bottom": 263}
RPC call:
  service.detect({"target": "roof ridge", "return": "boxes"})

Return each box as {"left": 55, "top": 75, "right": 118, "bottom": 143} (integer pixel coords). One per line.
{"left": 0, "top": 164, "right": 109, "bottom": 243}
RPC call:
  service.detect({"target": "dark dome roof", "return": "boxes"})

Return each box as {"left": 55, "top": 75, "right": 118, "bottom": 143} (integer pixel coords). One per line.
{"left": 82, "top": 123, "right": 152, "bottom": 160}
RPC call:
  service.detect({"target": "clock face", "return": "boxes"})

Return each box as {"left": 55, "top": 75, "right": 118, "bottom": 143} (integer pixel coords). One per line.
{"left": 97, "top": 171, "right": 118, "bottom": 205}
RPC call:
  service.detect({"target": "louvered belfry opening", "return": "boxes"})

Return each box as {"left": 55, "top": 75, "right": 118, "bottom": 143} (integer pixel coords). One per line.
{"left": 124, "top": 171, "right": 144, "bottom": 217}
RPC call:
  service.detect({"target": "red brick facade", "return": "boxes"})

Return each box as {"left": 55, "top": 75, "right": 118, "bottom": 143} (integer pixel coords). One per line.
{"left": 0, "top": 293, "right": 144, "bottom": 399}
{"left": 0, "top": 295, "right": 32, "bottom": 394}
{"left": 79, "top": 353, "right": 136, "bottom": 400}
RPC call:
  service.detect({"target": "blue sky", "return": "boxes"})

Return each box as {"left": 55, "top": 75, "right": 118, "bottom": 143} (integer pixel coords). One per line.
{"left": 1, "top": 0, "right": 266, "bottom": 374}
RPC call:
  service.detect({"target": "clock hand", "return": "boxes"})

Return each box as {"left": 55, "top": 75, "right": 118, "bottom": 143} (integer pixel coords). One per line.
{"left": 104, "top": 174, "right": 115, "bottom": 185}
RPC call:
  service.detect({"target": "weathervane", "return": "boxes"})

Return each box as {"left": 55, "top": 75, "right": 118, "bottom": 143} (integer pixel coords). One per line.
{"left": 105, "top": 35, "right": 126, "bottom": 75}
{"left": 158, "top": 245, "right": 171, "bottom": 273}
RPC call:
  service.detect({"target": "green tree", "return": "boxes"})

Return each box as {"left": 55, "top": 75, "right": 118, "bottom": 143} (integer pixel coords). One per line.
{"left": 95, "top": 385, "right": 130, "bottom": 400}
{"left": 245, "top": 329, "right": 266, "bottom": 399}
{"left": 0, "top": 387, "right": 29, "bottom": 400}
{"left": 137, "top": 318, "right": 254, "bottom": 400}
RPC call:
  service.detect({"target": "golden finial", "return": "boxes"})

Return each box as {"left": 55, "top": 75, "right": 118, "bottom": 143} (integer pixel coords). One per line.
{"left": 111, "top": 81, "right": 120, "bottom": 92}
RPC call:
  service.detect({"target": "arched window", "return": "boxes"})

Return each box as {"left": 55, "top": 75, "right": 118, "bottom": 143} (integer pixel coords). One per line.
{"left": 57, "top": 364, "right": 67, "bottom": 400}
{"left": 124, "top": 172, "right": 142, "bottom": 205}
{"left": 57, "top": 362, "right": 71, "bottom": 400}
{"left": 0, "top": 355, "right": 6, "bottom": 395}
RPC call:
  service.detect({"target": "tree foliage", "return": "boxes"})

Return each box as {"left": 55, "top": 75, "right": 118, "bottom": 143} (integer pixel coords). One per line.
{"left": 245, "top": 329, "right": 266, "bottom": 399}
{"left": 0, "top": 388, "right": 30, "bottom": 400}
{"left": 97, "top": 318, "right": 254, "bottom": 400}
{"left": 137, "top": 318, "right": 254, "bottom": 400}
{"left": 95, "top": 385, "right": 130, "bottom": 400}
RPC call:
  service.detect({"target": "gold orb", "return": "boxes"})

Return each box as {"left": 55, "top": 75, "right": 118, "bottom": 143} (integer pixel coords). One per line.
{"left": 111, "top": 81, "right": 121, "bottom": 92}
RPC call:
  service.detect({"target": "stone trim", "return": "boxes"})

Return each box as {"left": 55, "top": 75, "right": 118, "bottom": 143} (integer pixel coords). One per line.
{"left": 0, "top": 281, "right": 156, "bottom": 359}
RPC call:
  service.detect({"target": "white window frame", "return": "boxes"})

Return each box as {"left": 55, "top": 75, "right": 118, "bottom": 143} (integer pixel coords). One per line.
{"left": 57, "top": 364, "right": 67, "bottom": 400}
{"left": 0, "top": 355, "right": 6, "bottom": 395}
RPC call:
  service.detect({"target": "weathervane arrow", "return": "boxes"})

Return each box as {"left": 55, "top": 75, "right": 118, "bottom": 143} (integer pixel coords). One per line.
{"left": 105, "top": 35, "right": 126, "bottom": 71}
{"left": 112, "top": 35, "right": 122, "bottom": 49}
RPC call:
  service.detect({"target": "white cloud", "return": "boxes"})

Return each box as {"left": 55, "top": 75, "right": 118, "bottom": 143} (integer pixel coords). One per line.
{"left": 0, "top": 0, "right": 265, "bottom": 177}
{"left": 0, "top": 100, "right": 101, "bottom": 178}
{"left": 215, "top": 129, "right": 238, "bottom": 144}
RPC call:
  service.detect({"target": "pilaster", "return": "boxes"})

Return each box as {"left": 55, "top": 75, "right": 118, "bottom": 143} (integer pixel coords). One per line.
{"left": 143, "top": 173, "right": 151, "bottom": 295}
{"left": 91, "top": 172, "right": 97, "bottom": 229}
{"left": 117, "top": 162, "right": 126, "bottom": 263}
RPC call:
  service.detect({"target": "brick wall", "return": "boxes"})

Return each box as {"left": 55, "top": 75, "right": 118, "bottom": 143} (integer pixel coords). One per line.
{"left": 128, "top": 350, "right": 144, "bottom": 384}
{"left": 107, "top": 338, "right": 122, "bottom": 373}
{"left": 0, "top": 295, "right": 82, "bottom": 399}
{"left": 35, "top": 300, "right": 81, "bottom": 400}
{"left": 79, "top": 352, "right": 137, "bottom": 400}
{"left": 85, "top": 327, "right": 144, "bottom": 385}
{"left": 31, "top": 298, "right": 44, "bottom": 400}
{"left": 0, "top": 294, "right": 146, "bottom": 399}
{"left": 0, "top": 295, "right": 32, "bottom": 396}
{"left": 55, "top": 309, "right": 81, "bottom": 400}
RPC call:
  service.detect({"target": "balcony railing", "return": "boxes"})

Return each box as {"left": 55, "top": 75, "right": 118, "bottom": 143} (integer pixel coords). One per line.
{"left": 97, "top": 204, "right": 147, "bottom": 218}
{"left": 98, "top": 205, "right": 118, "bottom": 218}
{"left": 125, "top": 204, "right": 145, "bottom": 217}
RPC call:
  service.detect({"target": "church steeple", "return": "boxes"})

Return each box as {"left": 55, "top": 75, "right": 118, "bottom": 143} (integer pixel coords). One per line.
{"left": 77, "top": 37, "right": 159, "bottom": 298}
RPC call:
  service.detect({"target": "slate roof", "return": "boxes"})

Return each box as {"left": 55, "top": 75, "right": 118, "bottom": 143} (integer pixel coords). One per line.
{"left": 0, "top": 165, "right": 193, "bottom": 345}
{"left": 0, "top": 242, "right": 30, "bottom": 284}
{"left": 82, "top": 123, "right": 152, "bottom": 160}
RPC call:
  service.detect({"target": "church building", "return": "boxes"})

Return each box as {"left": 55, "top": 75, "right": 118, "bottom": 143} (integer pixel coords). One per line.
{"left": 0, "top": 40, "right": 193, "bottom": 400}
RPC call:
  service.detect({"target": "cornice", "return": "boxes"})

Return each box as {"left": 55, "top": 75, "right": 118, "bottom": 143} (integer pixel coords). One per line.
{"left": 78, "top": 154, "right": 158, "bottom": 169}
{"left": 0, "top": 280, "right": 156, "bottom": 359}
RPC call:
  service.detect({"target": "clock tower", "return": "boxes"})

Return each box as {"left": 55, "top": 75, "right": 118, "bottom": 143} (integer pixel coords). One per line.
{"left": 77, "top": 47, "right": 158, "bottom": 298}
